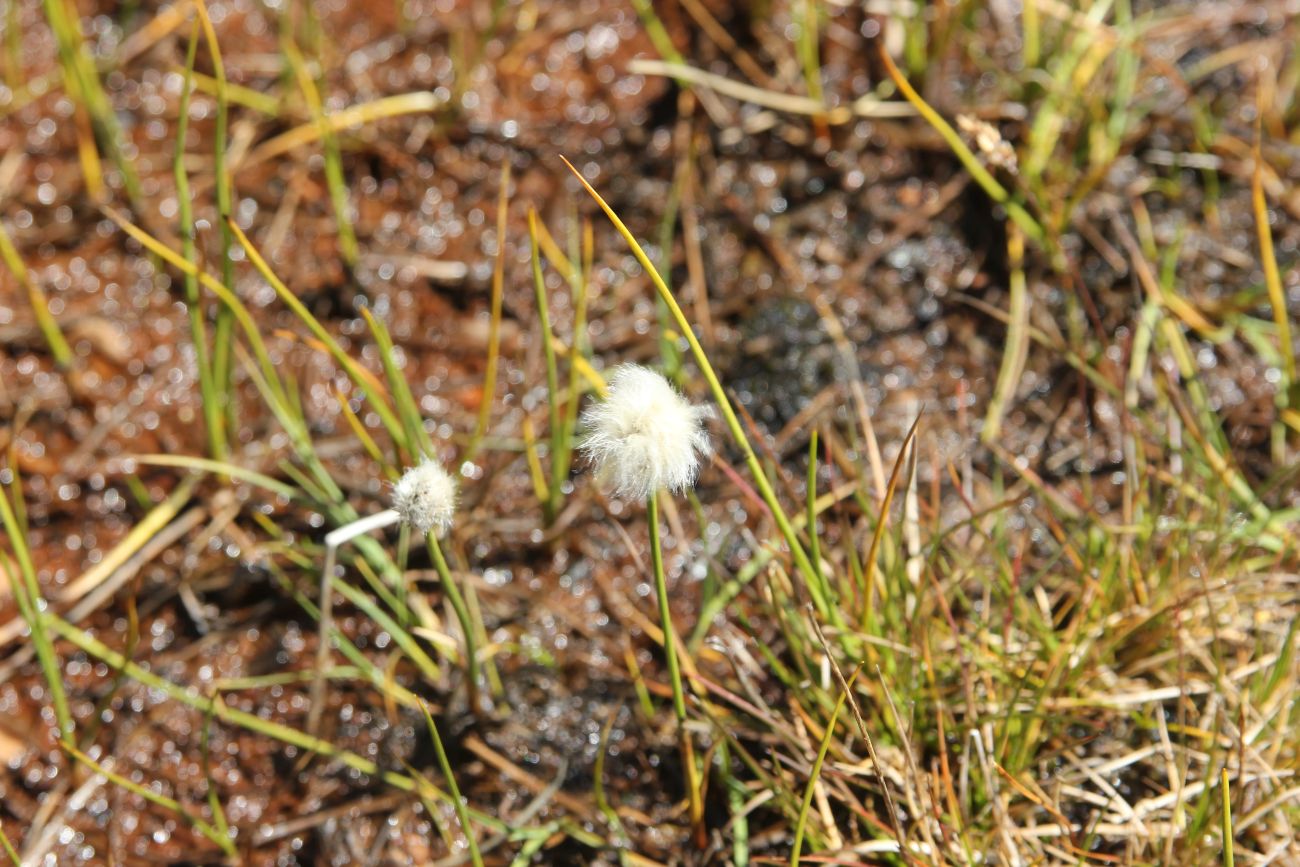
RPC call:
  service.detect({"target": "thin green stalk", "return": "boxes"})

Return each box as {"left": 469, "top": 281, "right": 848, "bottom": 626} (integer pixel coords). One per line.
{"left": 200, "top": 697, "right": 232, "bottom": 845}
{"left": 557, "top": 217, "right": 594, "bottom": 480}
{"left": 983, "top": 223, "right": 1028, "bottom": 443}
{"left": 283, "top": 39, "right": 357, "bottom": 267}
{"left": 560, "top": 157, "right": 832, "bottom": 624}
{"left": 806, "top": 429, "right": 824, "bottom": 589}
{"left": 0, "top": 220, "right": 74, "bottom": 369}
{"left": 174, "top": 21, "right": 226, "bottom": 460}
{"left": 648, "top": 492, "right": 703, "bottom": 829}
{"left": 426, "top": 532, "right": 483, "bottom": 712}
{"left": 361, "top": 307, "right": 433, "bottom": 462}
{"left": 528, "top": 208, "right": 564, "bottom": 523}
{"left": 419, "top": 703, "right": 484, "bottom": 867}
{"left": 195, "top": 0, "right": 238, "bottom": 434}
{"left": 718, "top": 741, "right": 750, "bottom": 867}
{"left": 649, "top": 494, "right": 687, "bottom": 722}
{"left": 1221, "top": 768, "right": 1234, "bottom": 867}
{"left": 791, "top": 684, "right": 849, "bottom": 865}
{"left": 656, "top": 172, "right": 683, "bottom": 378}
{"left": 0, "top": 485, "right": 72, "bottom": 738}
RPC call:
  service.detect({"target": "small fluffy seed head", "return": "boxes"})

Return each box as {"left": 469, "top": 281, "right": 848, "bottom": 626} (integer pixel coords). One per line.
{"left": 391, "top": 459, "right": 457, "bottom": 535}
{"left": 578, "top": 364, "right": 712, "bottom": 501}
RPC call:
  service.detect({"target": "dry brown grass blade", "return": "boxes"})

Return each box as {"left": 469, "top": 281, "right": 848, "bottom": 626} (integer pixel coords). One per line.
{"left": 237, "top": 91, "right": 442, "bottom": 171}
{"left": 861, "top": 410, "right": 924, "bottom": 626}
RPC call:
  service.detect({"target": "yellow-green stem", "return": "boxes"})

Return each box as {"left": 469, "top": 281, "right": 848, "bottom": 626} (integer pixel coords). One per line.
{"left": 648, "top": 492, "right": 702, "bottom": 827}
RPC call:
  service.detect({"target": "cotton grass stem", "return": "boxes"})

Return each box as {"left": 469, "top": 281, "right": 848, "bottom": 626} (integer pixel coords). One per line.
{"left": 648, "top": 492, "right": 703, "bottom": 832}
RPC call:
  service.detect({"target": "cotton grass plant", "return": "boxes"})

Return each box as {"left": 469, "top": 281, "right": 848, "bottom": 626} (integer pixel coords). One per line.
{"left": 309, "top": 456, "right": 483, "bottom": 734}
{"left": 579, "top": 362, "right": 713, "bottom": 832}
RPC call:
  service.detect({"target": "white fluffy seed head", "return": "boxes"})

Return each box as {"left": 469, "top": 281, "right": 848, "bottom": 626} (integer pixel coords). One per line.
{"left": 391, "top": 459, "right": 457, "bottom": 535}
{"left": 578, "top": 364, "right": 712, "bottom": 501}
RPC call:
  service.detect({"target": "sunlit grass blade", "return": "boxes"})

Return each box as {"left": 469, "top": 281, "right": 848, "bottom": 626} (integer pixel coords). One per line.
{"left": 983, "top": 223, "right": 1029, "bottom": 442}
{"left": 1252, "top": 132, "right": 1295, "bottom": 464}
{"left": 226, "top": 216, "right": 408, "bottom": 448}
{"left": 0, "top": 219, "right": 74, "bottom": 369}
{"left": 282, "top": 38, "right": 357, "bottom": 266}
{"left": 425, "top": 530, "right": 484, "bottom": 712}
{"left": 239, "top": 91, "right": 441, "bottom": 169}
{"left": 528, "top": 207, "right": 564, "bottom": 523}
{"left": 40, "top": 0, "right": 140, "bottom": 202}
{"left": 806, "top": 429, "right": 825, "bottom": 589}
{"left": 361, "top": 306, "right": 434, "bottom": 462}
{"left": 521, "top": 417, "right": 550, "bottom": 509}
{"left": 199, "top": 699, "right": 232, "bottom": 847}
{"left": 1221, "top": 768, "right": 1235, "bottom": 867}
{"left": 0, "top": 820, "right": 18, "bottom": 866}
{"left": 647, "top": 491, "right": 703, "bottom": 833}
{"left": 797, "top": 0, "right": 825, "bottom": 110}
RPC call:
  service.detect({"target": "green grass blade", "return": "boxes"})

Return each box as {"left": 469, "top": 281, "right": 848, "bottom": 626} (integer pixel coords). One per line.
{"left": 791, "top": 682, "right": 849, "bottom": 865}
{"left": 195, "top": 0, "right": 239, "bottom": 437}
{"left": 174, "top": 20, "right": 226, "bottom": 460}
{"left": 0, "top": 482, "right": 72, "bottom": 738}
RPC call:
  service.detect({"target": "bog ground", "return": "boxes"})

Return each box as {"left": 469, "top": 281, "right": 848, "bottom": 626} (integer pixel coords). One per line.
{"left": 1, "top": 1, "right": 1298, "bottom": 865}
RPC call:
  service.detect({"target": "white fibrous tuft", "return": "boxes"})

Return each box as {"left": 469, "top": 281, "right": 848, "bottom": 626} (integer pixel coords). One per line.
{"left": 391, "top": 459, "right": 457, "bottom": 535}
{"left": 578, "top": 364, "right": 713, "bottom": 501}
